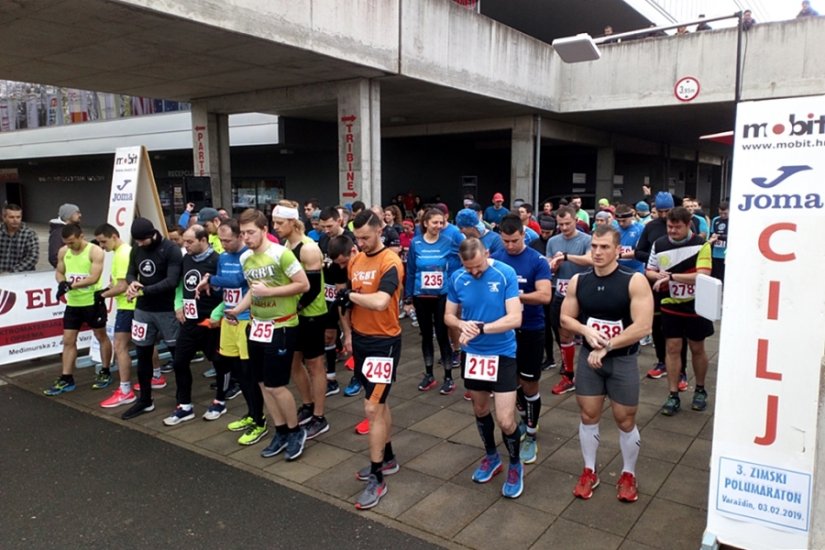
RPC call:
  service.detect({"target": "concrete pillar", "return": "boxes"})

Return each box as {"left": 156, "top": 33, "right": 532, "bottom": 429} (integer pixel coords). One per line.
{"left": 596, "top": 147, "right": 615, "bottom": 203}
{"left": 337, "top": 79, "right": 381, "bottom": 207}
{"left": 511, "top": 116, "right": 535, "bottom": 204}
{"left": 191, "top": 102, "right": 231, "bottom": 210}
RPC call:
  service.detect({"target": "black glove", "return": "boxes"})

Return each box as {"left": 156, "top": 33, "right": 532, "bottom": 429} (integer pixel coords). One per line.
{"left": 56, "top": 281, "right": 72, "bottom": 301}
{"left": 334, "top": 288, "right": 354, "bottom": 310}
{"left": 94, "top": 287, "right": 110, "bottom": 305}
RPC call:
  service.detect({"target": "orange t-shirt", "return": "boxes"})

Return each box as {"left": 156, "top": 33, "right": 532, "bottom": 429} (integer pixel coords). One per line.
{"left": 348, "top": 247, "right": 404, "bottom": 338}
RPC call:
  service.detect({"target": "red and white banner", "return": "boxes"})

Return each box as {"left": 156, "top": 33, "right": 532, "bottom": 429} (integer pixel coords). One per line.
{"left": 705, "top": 95, "right": 825, "bottom": 549}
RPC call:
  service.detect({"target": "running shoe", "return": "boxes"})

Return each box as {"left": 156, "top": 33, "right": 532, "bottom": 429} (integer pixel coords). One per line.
{"left": 44, "top": 378, "right": 76, "bottom": 396}
{"left": 640, "top": 335, "right": 653, "bottom": 346}
{"left": 356, "top": 458, "right": 400, "bottom": 481}
{"left": 410, "top": 313, "right": 419, "bottom": 328}
{"left": 418, "top": 373, "right": 438, "bottom": 391}
{"left": 678, "top": 372, "right": 689, "bottom": 392}
{"left": 520, "top": 437, "right": 538, "bottom": 464}
{"left": 305, "top": 417, "right": 330, "bottom": 440}
{"left": 202, "top": 400, "right": 227, "bottom": 421}
{"left": 202, "top": 366, "right": 216, "bottom": 378}
{"left": 617, "top": 471, "right": 639, "bottom": 502}
{"left": 225, "top": 383, "right": 242, "bottom": 400}
{"left": 228, "top": 415, "right": 255, "bottom": 432}
{"left": 163, "top": 405, "right": 195, "bottom": 426}
{"left": 439, "top": 379, "right": 456, "bottom": 395}
{"left": 355, "top": 418, "right": 370, "bottom": 435}
{"left": 661, "top": 395, "right": 681, "bottom": 416}
{"left": 502, "top": 463, "right": 524, "bottom": 499}
{"left": 451, "top": 350, "right": 461, "bottom": 367}
{"left": 192, "top": 352, "right": 206, "bottom": 363}
{"left": 121, "top": 400, "right": 155, "bottom": 420}
{"left": 355, "top": 474, "right": 387, "bottom": 510}
{"left": 100, "top": 388, "right": 136, "bottom": 408}
{"left": 238, "top": 424, "right": 268, "bottom": 446}
{"left": 472, "top": 454, "right": 503, "bottom": 483}
{"left": 551, "top": 376, "right": 575, "bottom": 395}
{"left": 285, "top": 428, "right": 307, "bottom": 461}
{"left": 159, "top": 362, "right": 174, "bottom": 374}
{"left": 463, "top": 391, "right": 472, "bottom": 401}
{"left": 344, "top": 356, "right": 355, "bottom": 371}
{"left": 325, "top": 379, "right": 340, "bottom": 396}
{"left": 134, "top": 374, "right": 167, "bottom": 391}
{"left": 343, "top": 377, "right": 362, "bottom": 397}
{"left": 573, "top": 468, "right": 600, "bottom": 499}
{"left": 692, "top": 389, "right": 708, "bottom": 411}
{"left": 92, "top": 370, "right": 112, "bottom": 390}
{"left": 261, "top": 432, "right": 288, "bottom": 457}
{"left": 541, "top": 360, "right": 557, "bottom": 371}
{"left": 646, "top": 363, "right": 667, "bottom": 379}
{"left": 297, "top": 403, "right": 313, "bottom": 426}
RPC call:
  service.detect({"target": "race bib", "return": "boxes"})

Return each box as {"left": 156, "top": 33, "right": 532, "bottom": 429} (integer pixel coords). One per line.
{"left": 223, "top": 288, "right": 242, "bottom": 307}
{"left": 249, "top": 319, "right": 274, "bottom": 343}
{"left": 586, "top": 317, "right": 624, "bottom": 339}
{"left": 620, "top": 246, "right": 633, "bottom": 256}
{"left": 183, "top": 299, "right": 198, "bottom": 320}
{"left": 713, "top": 239, "right": 727, "bottom": 249}
{"left": 669, "top": 280, "right": 695, "bottom": 298}
{"left": 464, "top": 353, "right": 499, "bottom": 382}
{"left": 362, "top": 356, "right": 394, "bottom": 384}
{"left": 421, "top": 271, "right": 443, "bottom": 290}
{"left": 66, "top": 272, "right": 87, "bottom": 285}
{"left": 556, "top": 279, "right": 570, "bottom": 296}
{"left": 324, "top": 284, "right": 337, "bottom": 302}
{"left": 131, "top": 320, "right": 148, "bottom": 342}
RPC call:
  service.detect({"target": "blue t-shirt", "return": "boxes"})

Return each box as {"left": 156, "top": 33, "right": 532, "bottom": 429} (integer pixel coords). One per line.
{"left": 618, "top": 222, "right": 645, "bottom": 273}
{"left": 693, "top": 214, "right": 709, "bottom": 237}
{"left": 307, "top": 229, "right": 321, "bottom": 242}
{"left": 480, "top": 229, "right": 504, "bottom": 256}
{"left": 523, "top": 226, "right": 539, "bottom": 245}
{"left": 406, "top": 232, "right": 454, "bottom": 298}
{"left": 492, "top": 246, "right": 551, "bottom": 330}
{"left": 210, "top": 246, "right": 250, "bottom": 321}
{"left": 414, "top": 222, "right": 464, "bottom": 274}
{"left": 447, "top": 259, "right": 520, "bottom": 357}
{"left": 483, "top": 205, "right": 509, "bottom": 226}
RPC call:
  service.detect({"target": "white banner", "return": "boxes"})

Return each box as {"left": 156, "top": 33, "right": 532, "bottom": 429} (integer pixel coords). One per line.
{"left": 705, "top": 95, "right": 825, "bottom": 549}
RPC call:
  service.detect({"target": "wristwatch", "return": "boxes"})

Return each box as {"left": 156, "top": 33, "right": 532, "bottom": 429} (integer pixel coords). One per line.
{"left": 476, "top": 322, "right": 485, "bottom": 334}
{"left": 605, "top": 340, "right": 613, "bottom": 353}
{"left": 563, "top": 252, "right": 568, "bottom": 261}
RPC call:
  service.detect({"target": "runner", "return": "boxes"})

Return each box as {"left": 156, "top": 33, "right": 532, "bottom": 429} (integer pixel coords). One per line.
{"left": 338, "top": 211, "right": 404, "bottom": 510}
{"left": 645, "top": 207, "right": 714, "bottom": 416}
{"left": 162, "top": 225, "right": 222, "bottom": 426}
{"left": 546, "top": 206, "right": 592, "bottom": 395}
{"left": 94, "top": 224, "right": 137, "bottom": 407}
{"left": 615, "top": 204, "right": 645, "bottom": 274}
{"left": 227, "top": 209, "right": 309, "bottom": 461}
{"left": 44, "top": 223, "right": 111, "bottom": 396}
{"left": 445, "top": 237, "right": 525, "bottom": 498}
{"left": 492, "top": 214, "right": 552, "bottom": 465}
{"left": 198, "top": 207, "right": 225, "bottom": 253}
{"left": 708, "top": 201, "right": 729, "bottom": 282}
{"left": 121, "top": 217, "right": 181, "bottom": 420}
{"left": 561, "top": 224, "right": 654, "bottom": 502}
{"left": 272, "top": 201, "right": 331, "bottom": 441}
{"left": 404, "top": 207, "right": 458, "bottom": 394}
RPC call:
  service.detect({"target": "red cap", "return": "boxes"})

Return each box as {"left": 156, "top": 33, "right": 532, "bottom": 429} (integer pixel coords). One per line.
{"left": 492, "top": 193, "right": 504, "bottom": 202}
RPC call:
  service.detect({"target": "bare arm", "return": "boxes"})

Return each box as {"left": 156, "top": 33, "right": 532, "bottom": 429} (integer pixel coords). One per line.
{"left": 55, "top": 247, "right": 67, "bottom": 283}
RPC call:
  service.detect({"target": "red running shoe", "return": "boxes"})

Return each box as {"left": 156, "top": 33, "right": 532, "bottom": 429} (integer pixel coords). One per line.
{"left": 573, "top": 467, "right": 600, "bottom": 499}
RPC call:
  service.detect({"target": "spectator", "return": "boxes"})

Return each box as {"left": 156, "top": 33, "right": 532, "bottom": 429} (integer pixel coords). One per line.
{"left": 742, "top": 9, "right": 756, "bottom": 31}
{"left": 798, "top": 1, "right": 819, "bottom": 17}
{"left": 48, "top": 203, "right": 82, "bottom": 268}
{"left": 696, "top": 14, "right": 712, "bottom": 31}
{"left": 676, "top": 26, "right": 689, "bottom": 36}
{"left": 0, "top": 203, "right": 39, "bottom": 273}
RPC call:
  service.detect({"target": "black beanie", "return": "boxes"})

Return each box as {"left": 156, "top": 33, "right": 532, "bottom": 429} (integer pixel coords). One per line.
{"left": 131, "top": 217, "right": 155, "bottom": 240}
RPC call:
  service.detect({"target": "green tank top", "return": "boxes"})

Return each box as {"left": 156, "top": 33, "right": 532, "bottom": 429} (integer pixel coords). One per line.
{"left": 240, "top": 243, "right": 303, "bottom": 327}
{"left": 296, "top": 236, "right": 327, "bottom": 318}
{"left": 64, "top": 242, "right": 101, "bottom": 307}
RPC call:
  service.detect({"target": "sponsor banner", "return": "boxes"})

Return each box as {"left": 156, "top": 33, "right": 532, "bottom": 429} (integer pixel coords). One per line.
{"left": 705, "top": 95, "right": 825, "bottom": 549}
{"left": 0, "top": 271, "right": 93, "bottom": 364}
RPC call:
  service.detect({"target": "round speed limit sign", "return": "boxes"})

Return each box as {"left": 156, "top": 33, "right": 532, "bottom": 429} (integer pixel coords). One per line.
{"left": 674, "top": 76, "right": 700, "bottom": 102}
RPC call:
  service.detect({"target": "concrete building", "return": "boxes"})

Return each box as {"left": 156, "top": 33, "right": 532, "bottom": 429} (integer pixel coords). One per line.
{"left": 0, "top": 0, "right": 821, "bottom": 228}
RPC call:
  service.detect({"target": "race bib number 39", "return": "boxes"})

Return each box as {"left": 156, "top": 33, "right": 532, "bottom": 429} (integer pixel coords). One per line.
{"left": 223, "top": 288, "right": 242, "bottom": 308}
{"left": 362, "top": 356, "right": 394, "bottom": 384}
{"left": 250, "top": 319, "right": 274, "bottom": 343}
{"left": 464, "top": 353, "right": 499, "bottom": 382}
{"left": 556, "top": 279, "right": 570, "bottom": 296}
{"left": 586, "top": 317, "right": 624, "bottom": 338}
{"left": 131, "top": 320, "right": 148, "bottom": 342}
{"left": 421, "top": 271, "right": 443, "bottom": 290}
{"left": 669, "top": 280, "right": 696, "bottom": 298}
{"left": 183, "top": 299, "right": 198, "bottom": 320}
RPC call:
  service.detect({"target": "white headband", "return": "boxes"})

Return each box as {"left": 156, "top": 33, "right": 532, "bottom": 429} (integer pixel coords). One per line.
{"left": 273, "top": 205, "right": 299, "bottom": 220}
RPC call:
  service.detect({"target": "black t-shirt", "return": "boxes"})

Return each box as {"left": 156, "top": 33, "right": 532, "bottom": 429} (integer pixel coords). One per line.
{"left": 127, "top": 235, "right": 182, "bottom": 312}
{"left": 181, "top": 250, "right": 221, "bottom": 322}
{"left": 381, "top": 225, "right": 400, "bottom": 248}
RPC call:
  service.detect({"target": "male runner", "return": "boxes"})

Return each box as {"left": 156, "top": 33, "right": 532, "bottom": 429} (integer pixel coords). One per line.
{"left": 445, "top": 237, "right": 524, "bottom": 498}
{"left": 492, "top": 215, "right": 552, "bottom": 464}
{"left": 44, "top": 223, "right": 111, "bottom": 395}
{"left": 709, "top": 201, "right": 729, "bottom": 282}
{"left": 561, "top": 225, "right": 653, "bottom": 502}
{"left": 338, "top": 211, "right": 404, "bottom": 510}
{"left": 228, "top": 209, "right": 309, "bottom": 461}
{"left": 546, "top": 206, "right": 592, "bottom": 395}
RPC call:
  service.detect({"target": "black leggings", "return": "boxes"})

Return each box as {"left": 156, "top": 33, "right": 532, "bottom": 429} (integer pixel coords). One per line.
{"left": 413, "top": 295, "right": 452, "bottom": 369}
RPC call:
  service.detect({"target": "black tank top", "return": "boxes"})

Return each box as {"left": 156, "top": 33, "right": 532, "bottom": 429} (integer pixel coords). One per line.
{"left": 576, "top": 266, "right": 638, "bottom": 356}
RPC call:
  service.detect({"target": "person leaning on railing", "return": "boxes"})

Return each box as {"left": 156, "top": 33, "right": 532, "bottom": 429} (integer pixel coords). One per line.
{"left": 0, "top": 203, "right": 39, "bottom": 273}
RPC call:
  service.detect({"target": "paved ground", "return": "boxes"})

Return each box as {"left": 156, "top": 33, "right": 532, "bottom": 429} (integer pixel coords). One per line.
{"left": 1, "top": 320, "right": 719, "bottom": 549}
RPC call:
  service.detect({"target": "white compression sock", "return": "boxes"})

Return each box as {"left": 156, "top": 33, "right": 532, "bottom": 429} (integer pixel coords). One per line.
{"left": 619, "top": 425, "right": 641, "bottom": 475}
{"left": 579, "top": 422, "right": 600, "bottom": 471}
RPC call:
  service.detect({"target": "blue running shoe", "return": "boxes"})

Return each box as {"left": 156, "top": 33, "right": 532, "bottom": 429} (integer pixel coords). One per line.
{"left": 261, "top": 432, "right": 288, "bottom": 458}
{"left": 343, "top": 376, "right": 362, "bottom": 397}
{"left": 502, "top": 463, "right": 524, "bottom": 498}
{"left": 44, "top": 378, "right": 76, "bottom": 396}
{"left": 520, "top": 437, "right": 538, "bottom": 464}
{"left": 471, "top": 453, "right": 503, "bottom": 483}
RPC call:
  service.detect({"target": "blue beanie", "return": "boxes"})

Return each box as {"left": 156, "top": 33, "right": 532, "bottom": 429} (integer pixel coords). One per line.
{"left": 655, "top": 192, "right": 674, "bottom": 210}
{"left": 635, "top": 201, "right": 650, "bottom": 213}
{"left": 455, "top": 208, "right": 479, "bottom": 228}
